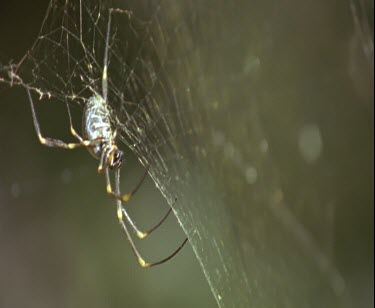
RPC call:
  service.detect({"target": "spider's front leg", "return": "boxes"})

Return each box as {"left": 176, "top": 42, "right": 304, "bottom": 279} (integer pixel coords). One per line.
{"left": 27, "top": 88, "right": 103, "bottom": 150}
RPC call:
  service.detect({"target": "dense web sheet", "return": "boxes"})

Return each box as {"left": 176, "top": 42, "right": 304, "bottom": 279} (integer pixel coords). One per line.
{"left": 1, "top": 1, "right": 373, "bottom": 307}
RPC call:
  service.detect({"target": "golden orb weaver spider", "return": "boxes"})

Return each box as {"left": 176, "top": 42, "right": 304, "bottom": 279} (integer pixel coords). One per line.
{"left": 26, "top": 8, "right": 187, "bottom": 268}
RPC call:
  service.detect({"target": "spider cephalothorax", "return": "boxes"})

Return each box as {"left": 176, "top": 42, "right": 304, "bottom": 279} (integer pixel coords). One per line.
{"left": 109, "top": 147, "right": 125, "bottom": 170}
{"left": 98, "top": 144, "right": 125, "bottom": 172}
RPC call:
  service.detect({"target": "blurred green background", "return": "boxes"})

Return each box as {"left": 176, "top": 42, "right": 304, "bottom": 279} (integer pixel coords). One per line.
{"left": 0, "top": 1, "right": 373, "bottom": 308}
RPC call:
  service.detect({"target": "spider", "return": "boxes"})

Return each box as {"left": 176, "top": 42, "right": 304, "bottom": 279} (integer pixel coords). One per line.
{"left": 25, "top": 8, "right": 187, "bottom": 268}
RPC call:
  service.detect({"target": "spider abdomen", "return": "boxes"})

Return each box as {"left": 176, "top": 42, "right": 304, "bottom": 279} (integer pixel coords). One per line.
{"left": 83, "top": 94, "right": 113, "bottom": 159}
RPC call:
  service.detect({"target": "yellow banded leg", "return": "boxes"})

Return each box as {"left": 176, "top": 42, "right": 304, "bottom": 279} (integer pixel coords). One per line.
{"left": 28, "top": 88, "right": 102, "bottom": 150}
{"left": 105, "top": 167, "right": 148, "bottom": 202}
{"left": 114, "top": 172, "right": 188, "bottom": 268}
{"left": 107, "top": 169, "right": 172, "bottom": 239}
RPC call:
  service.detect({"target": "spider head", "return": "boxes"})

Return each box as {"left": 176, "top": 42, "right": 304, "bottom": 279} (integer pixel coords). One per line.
{"left": 109, "top": 148, "right": 125, "bottom": 170}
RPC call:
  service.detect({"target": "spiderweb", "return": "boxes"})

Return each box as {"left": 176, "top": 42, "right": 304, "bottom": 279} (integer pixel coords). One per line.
{"left": 3, "top": 0, "right": 204, "bottom": 212}
{"left": 1, "top": 0, "right": 373, "bottom": 307}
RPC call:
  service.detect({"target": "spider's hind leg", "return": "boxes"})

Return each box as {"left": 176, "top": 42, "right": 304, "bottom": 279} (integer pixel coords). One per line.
{"left": 113, "top": 169, "right": 188, "bottom": 267}
{"left": 107, "top": 169, "right": 172, "bottom": 239}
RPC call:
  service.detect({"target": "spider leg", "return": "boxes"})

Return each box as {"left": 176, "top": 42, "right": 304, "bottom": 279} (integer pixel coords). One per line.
{"left": 27, "top": 88, "right": 101, "bottom": 149}
{"left": 114, "top": 169, "right": 188, "bottom": 268}
{"left": 100, "top": 8, "right": 187, "bottom": 266}
{"left": 64, "top": 98, "right": 88, "bottom": 143}
{"left": 106, "top": 166, "right": 148, "bottom": 202}
{"left": 101, "top": 8, "right": 110, "bottom": 102}
{"left": 102, "top": 8, "right": 132, "bottom": 102}
{"left": 98, "top": 150, "right": 108, "bottom": 174}
{"left": 106, "top": 169, "right": 172, "bottom": 239}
